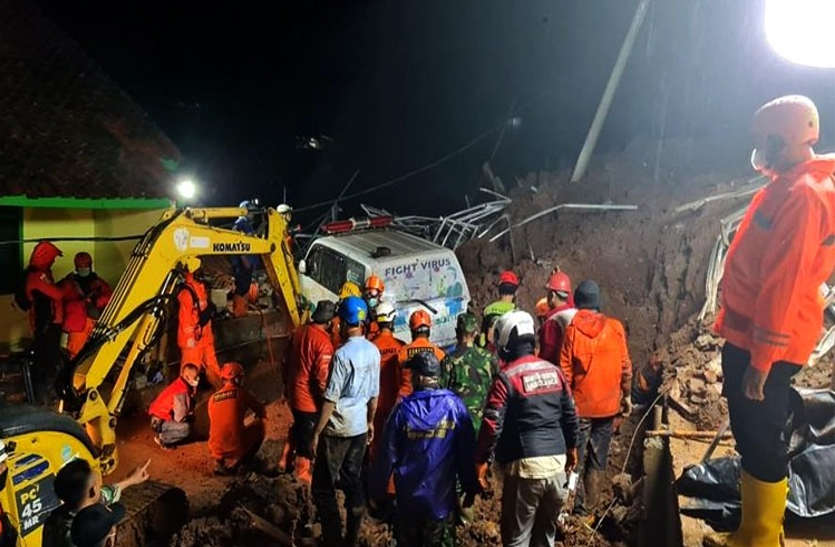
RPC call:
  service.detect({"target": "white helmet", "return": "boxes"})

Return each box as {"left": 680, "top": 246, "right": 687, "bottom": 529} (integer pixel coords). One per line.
{"left": 376, "top": 302, "right": 397, "bottom": 323}
{"left": 277, "top": 204, "right": 292, "bottom": 215}
{"left": 493, "top": 310, "right": 536, "bottom": 351}
{"left": 0, "top": 439, "right": 8, "bottom": 464}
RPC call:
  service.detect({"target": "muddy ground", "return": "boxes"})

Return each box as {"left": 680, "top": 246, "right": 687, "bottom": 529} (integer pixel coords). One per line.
{"left": 110, "top": 145, "right": 834, "bottom": 547}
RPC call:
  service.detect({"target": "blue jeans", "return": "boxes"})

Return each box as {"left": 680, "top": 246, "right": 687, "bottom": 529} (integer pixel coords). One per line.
{"left": 154, "top": 419, "right": 191, "bottom": 445}
{"left": 573, "top": 417, "right": 614, "bottom": 514}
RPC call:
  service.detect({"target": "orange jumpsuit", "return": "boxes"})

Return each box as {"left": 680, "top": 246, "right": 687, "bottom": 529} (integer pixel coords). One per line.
{"left": 208, "top": 382, "right": 266, "bottom": 466}
{"left": 178, "top": 273, "right": 222, "bottom": 387}
{"left": 396, "top": 337, "right": 446, "bottom": 397}
{"left": 370, "top": 328, "right": 405, "bottom": 458}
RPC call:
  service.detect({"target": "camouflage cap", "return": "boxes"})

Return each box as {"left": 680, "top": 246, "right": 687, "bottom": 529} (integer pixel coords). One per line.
{"left": 456, "top": 312, "right": 478, "bottom": 333}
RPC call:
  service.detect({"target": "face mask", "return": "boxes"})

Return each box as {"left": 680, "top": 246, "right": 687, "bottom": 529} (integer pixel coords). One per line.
{"left": 186, "top": 377, "right": 199, "bottom": 388}
{"left": 367, "top": 297, "right": 379, "bottom": 309}
{"left": 76, "top": 267, "right": 91, "bottom": 277}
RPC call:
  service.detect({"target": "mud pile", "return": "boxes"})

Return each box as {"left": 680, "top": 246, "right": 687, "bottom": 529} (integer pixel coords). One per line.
{"left": 170, "top": 473, "right": 310, "bottom": 547}
{"left": 458, "top": 148, "right": 753, "bottom": 368}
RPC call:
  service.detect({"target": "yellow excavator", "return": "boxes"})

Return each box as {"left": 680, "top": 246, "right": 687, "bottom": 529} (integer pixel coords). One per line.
{"left": 0, "top": 206, "right": 304, "bottom": 546}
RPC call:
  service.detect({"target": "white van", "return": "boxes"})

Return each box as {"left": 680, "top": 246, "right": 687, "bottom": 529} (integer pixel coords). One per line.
{"left": 298, "top": 228, "right": 471, "bottom": 348}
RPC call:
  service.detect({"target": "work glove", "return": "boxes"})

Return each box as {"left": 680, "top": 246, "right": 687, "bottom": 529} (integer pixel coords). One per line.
{"left": 186, "top": 338, "right": 196, "bottom": 349}
{"left": 476, "top": 462, "right": 491, "bottom": 493}
{"left": 565, "top": 447, "right": 578, "bottom": 474}
{"left": 621, "top": 394, "right": 633, "bottom": 417}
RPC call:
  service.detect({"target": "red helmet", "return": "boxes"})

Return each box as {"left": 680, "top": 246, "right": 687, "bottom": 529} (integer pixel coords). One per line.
{"left": 409, "top": 309, "right": 432, "bottom": 330}
{"left": 498, "top": 270, "right": 519, "bottom": 287}
{"left": 220, "top": 362, "right": 245, "bottom": 380}
{"left": 365, "top": 275, "right": 385, "bottom": 293}
{"left": 545, "top": 270, "right": 571, "bottom": 294}
{"left": 74, "top": 252, "right": 93, "bottom": 268}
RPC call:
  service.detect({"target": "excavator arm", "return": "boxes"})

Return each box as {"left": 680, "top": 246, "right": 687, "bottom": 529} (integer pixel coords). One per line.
{"left": 63, "top": 206, "right": 303, "bottom": 475}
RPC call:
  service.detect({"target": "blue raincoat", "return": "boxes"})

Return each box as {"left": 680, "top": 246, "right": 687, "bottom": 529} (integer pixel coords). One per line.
{"left": 370, "top": 388, "right": 479, "bottom": 521}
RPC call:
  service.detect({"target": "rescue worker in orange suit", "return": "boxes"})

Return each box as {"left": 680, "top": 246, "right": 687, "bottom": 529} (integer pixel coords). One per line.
{"left": 279, "top": 300, "right": 336, "bottom": 484}
{"left": 706, "top": 95, "right": 835, "bottom": 547}
{"left": 559, "top": 280, "right": 632, "bottom": 519}
{"left": 60, "top": 252, "right": 112, "bottom": 359}
{"left": 329, "top": 281, "right": 363, "bottom": 349}
{"left": 231, "top": 201, "right": 260, "bottom": 318}
{"left": 177, "top": 262, "right": 222, "bottom": 388}
{"left": 24, "top": 241, "right": 65, "bottom": 402}
{"left": 148, "top": 363, "right": 200, "bottom": 449}
{"left": 397, "top": 310, "right": 445, "bottom": 398}
{"left": 363, "top": 275, "right": 385, "bottom": 340}
{"left": 369, "top": 302, "right": 405, "bottom": 459}
{"left": 539, "top": 268, "right": 577, "bottom": 366}
{"left": 208, "top": 362, "right": 267, "bottom": 475}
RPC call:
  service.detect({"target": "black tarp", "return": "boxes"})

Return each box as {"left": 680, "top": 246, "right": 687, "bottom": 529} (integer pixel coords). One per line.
{"left": 676, "top": 388, "right": 835, "bottom": 530}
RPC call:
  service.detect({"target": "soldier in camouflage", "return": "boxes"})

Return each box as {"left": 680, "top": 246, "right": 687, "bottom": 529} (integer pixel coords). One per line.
{"left": 441, "top": 313, "right": 498, "bottom": 432}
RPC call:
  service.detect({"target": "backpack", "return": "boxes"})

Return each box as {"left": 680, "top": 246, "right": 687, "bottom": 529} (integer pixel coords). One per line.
{"left": 13, "top": 267, "right": 33, "bottom": 311}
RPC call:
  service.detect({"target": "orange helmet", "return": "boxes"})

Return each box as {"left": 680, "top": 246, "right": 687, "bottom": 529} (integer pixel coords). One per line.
{"left": 534, "top": 298, "right": 549, "bottom": 318}
{"left": 409, "top": 309, "right": 432, "bottom": 330}
{"left": 221, "top": 362, "right": 245, "bottom": 380}
{"left": 74, "top": 252, "right": 93, "bottom": 268}
{"left": 545, "top": 269, "right": 571, "bottom": 294}
{"left": 365, "top": 275, "right": 385, "bottom": 293}
{"left": 498, "top": 270, "right": 519, "bottom": 287}
{"left": 753, "top": 95, "right": 819, "bottom": 147}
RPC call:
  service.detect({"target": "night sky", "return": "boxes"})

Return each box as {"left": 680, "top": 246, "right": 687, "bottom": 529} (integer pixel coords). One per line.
{"left": 37, "top": 0, "right": 835, "bottom": 220}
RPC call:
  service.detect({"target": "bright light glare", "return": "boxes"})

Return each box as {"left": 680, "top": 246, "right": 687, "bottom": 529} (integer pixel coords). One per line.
{"left": 176, "top": 178, "right": 197, "bottom": 199}
{"left": 765, "top": 0, "right": 835, "bottom": 68}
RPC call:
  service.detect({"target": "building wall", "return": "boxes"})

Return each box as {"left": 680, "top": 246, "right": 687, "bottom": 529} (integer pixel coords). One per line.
{"left": 0, "top": 207, "right": 167, "bottom": 351}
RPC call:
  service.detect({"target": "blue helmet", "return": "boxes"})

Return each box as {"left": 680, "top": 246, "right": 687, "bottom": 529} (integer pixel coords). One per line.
{"left": 239, "top": 200, "right": 252, "bottom": 210}
{"left": 339, "top": 296, "right": 368, "bottom": 326}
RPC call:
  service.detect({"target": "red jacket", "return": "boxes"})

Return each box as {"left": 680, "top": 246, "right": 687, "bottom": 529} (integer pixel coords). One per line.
{"left": 716, "top": 155, "right": 835, "bottom": 372}
{"left": 560, "top": 309, "right": 632, "bottom": 418}
{"left": 149, "top": 377, "right": 196, "bottom": 421}
{"left": 25, "top": 243, "right": 64, "bottom": 332}
{"left": 60, "top": 273, "right": 112, "bottom": 333}
{"left": 538, "top": 304, "right": 578, "bottom": 365}
{"left": 285, "top": 323, "right": 334, "bottom": 413}
{"left": 177, "top": 273, "right": 214, "bottom": 349}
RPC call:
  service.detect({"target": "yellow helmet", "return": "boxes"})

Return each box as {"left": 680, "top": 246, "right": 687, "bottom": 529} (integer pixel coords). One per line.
{"left": 339, "top": 281, "right": 362, "bottom": 299}
{"left": 753, "top": 95, "right": 819, "bottom": 147}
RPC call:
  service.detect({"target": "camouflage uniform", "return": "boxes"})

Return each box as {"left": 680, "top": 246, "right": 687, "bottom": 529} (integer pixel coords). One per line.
{"left": 441, "top": 315, "right": 498, "bottom": 432}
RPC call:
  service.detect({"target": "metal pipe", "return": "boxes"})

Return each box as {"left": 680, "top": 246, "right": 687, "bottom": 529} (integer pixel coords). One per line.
{"left": 571, "top": 0, "right": 652, "bottom": 182}
{"left": 489, "top": 203, "right": 637, "bottom": 242}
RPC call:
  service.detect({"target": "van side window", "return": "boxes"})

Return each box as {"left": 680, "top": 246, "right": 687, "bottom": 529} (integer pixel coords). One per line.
{"left": 305, "top": 244, "right": 366, "bottom": 295}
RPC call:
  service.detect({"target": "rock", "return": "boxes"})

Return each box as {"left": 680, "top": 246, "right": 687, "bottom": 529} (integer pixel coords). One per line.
{"left": 694, "top": 334, "right": 718, "bottom": 351}
{"left": 706, "top": 385, "right": 721, "bottom": 402}
{"left": 702, "top": 370, "right": 718, "bottom": 384}
{"left": 690, "top": 393, "right": 707, "bottom": 405}
{"left": 687, "top": 377, "right": 706, "bottom": 395}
